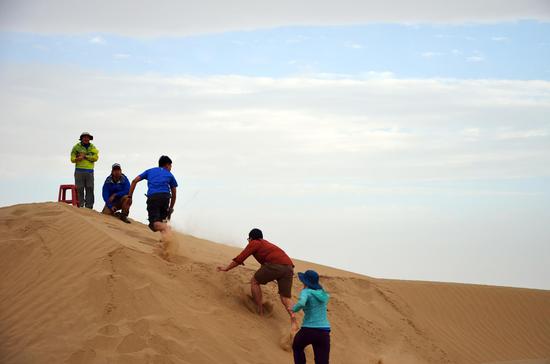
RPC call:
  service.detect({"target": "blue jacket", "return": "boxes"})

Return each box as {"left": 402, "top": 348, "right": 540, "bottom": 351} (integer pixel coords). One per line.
{"left": 102, "top": 174, "right": 130, "bottom": 208}
{"left": 292, "top": 288, "right": 331, "bottom": 330}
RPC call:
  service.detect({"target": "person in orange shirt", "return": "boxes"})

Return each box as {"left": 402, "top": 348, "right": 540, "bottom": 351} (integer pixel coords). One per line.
{"left": 217, "top": 228, "right": 298, "bottom": 328}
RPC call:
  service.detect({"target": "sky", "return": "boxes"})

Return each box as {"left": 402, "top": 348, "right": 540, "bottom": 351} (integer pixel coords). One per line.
{"left": 1, "top": 1, "right": 549, "bottom": 289}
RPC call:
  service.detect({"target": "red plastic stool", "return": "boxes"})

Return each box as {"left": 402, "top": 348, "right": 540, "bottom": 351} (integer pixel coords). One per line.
{"left": 58, "top": 184, "right": 79, "bottom": 206}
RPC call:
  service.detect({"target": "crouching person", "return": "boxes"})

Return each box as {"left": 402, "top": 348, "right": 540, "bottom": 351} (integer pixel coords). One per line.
{"left": 102, "top": 163, "right": 132, "bottom": 223}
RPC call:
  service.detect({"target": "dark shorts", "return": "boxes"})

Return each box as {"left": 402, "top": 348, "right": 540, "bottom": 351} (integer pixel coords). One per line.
{"left": 254, "top": 263, "right": 294, "bottom": 298}
{"left": 146, "top": 193, "right": 170, "bottom": 229}
{"left": 102, "top": 195, "right": 129, "bottom": 214}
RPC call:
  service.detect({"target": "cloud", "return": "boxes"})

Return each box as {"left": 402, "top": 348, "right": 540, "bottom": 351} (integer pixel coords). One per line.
{"left": 467, "top": 56, "right": 485, "bottom": 62}
{"left": 491, "top": 36, "right": 509, "bottom": 41}
{"left": 113, "top": 53, "right": 130, "bottom": 59}
{"left": 345, "top": 41, "right": 364, "bottom": 49}
{"left": 89, "top": 36, "right": 106, "bottom": 45}
{"left": 497, "top": 129, "right": 548, "bottom": 139}
{"left": 1, "top": 65, "right": 549, "bottom": 289}
{"left": 461, "top": 128, "right": 481, "bottom": 141}
{"left": 32, "top": 44, "right": 49, "bottom": 51}
{"left": 1, "top": 0, "right": 549, "bottom": 36}
{"left": 285, "top": 35, "right": 310, "bottom": 44}
{"left": 421, "top": 51, "right": 445, "bottom": 58}
{"left": 467, "top": 52, "right": 485, "bottom": 62}
{"left": 1, "top": 65, "right": 549, "bottom": 183}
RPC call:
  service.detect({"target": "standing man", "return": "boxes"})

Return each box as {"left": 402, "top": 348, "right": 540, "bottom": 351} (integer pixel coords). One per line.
{"left": 102, "top": 163, "right": 132, "bottom": 223}
{"left": 70, "top": 132, "right": 99, "bottom": 208}
{"left": 217, "top": 228, "right": 298, "bottom": 329}
{"left": 128, "top": 155, "right": 178, "bottom": 234}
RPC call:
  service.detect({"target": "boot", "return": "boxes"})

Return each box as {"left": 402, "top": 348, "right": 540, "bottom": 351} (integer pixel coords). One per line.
{"left": 120, "top": 213, "right": 131, "bottom": 224}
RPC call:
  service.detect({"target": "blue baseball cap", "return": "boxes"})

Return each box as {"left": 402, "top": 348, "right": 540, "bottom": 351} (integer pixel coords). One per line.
{"left": 298, "top": 270, "right": 323, "bottom": 290}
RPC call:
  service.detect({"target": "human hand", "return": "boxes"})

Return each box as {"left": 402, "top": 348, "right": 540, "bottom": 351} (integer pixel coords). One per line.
{"left": 217, "top": 266, "right": 228, "bottom": 272}
{"left": 167, "top": 207, "right": 174, "bottom": 220}
{"left": 290, "top": 319, "right": 299, "bottom": 334}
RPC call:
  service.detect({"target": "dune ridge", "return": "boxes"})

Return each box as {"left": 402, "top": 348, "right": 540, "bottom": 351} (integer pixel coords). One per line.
{"left": 1, "top": 202, "right": 549, "bottom": 364}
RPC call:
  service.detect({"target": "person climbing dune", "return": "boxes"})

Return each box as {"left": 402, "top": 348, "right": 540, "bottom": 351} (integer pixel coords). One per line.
{"left": 292, "top": 270, "right": 331, "bottom": 364}
{"left": 127, "top": 155, "right": 178, "bottom": 234}
{"left": 217, "top": 228, "right": 298, "bottom": 329}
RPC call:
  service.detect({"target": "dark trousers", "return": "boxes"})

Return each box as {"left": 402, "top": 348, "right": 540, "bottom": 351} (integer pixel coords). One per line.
{"left": 74, "top": 171, "right": 94, "bottom": 208}
{"left": 292, "top": 328, "right": 330, "bottom": 364}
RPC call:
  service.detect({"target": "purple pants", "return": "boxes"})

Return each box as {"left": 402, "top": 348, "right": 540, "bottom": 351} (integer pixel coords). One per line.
{"left": 292, "top": 327, "right": 330, "bottom": 364}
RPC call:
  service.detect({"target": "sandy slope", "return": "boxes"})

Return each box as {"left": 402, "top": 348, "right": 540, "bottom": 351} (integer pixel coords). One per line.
{"left": 0, "top": 202, "right": 549, "bottom": 364}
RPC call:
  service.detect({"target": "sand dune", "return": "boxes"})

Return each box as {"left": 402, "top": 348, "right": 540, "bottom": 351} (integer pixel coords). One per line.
{"left": 0, "top": 202, "right": 549, "bottom": 364}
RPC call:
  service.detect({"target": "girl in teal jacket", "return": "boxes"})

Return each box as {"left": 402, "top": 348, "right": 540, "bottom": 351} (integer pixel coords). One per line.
{"left": 292, "top": 270, "right": 330, "bottom": 364}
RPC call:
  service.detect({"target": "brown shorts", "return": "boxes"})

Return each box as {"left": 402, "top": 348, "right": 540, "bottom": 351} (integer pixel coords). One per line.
{"left": 254, "top": 263, "right": 294, "bottom": 298}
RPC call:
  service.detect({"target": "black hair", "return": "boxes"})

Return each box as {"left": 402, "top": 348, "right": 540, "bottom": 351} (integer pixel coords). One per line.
{"left": 248, "top": 228, "right": 263, "bottom": 240}
{"left": 158, "top": 155, "right": 173, "bottom": 167}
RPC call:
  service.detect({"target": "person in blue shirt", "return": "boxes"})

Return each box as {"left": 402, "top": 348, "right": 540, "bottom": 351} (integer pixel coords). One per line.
{"left": 101, "top": 163, "right": 132, "bottom": 223}
{"left": 292, "top": 270, "right": 331, "bottom": 364}
{"left": 128, "top": 155, "right": 178, "bottom": 233}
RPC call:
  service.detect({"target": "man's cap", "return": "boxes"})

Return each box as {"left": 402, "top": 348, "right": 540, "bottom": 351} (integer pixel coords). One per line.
{"left": 112, "top": 163, "right": 121, "bottom": 170}
{"left": 79, "top": 131, "right": 94, "bottom": 140}
{"left": 248, "top": 228, "right": 263, "bottom": 240}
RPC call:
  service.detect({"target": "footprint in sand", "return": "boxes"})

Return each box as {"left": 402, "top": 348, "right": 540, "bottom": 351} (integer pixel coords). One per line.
{"left": 241, "top": 292, "right": 274, "bottom": 317}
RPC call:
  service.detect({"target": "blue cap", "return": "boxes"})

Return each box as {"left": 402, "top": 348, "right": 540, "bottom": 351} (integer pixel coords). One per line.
{"left": 298, "top": 270, "right": 323, "bottom": 290}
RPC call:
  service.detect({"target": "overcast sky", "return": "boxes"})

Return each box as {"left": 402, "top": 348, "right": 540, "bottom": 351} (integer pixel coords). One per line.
{"left": 1, "top": 1, "right": 549, "bottom": 289}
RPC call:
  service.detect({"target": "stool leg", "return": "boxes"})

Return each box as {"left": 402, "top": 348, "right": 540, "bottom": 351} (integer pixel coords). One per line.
{"left": 72, "top": 187, "right": 79, "bottom": 206}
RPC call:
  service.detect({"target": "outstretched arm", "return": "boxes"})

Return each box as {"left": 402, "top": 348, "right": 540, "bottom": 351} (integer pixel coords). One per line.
{"left": 217, "top": 260, "right": 239, "bottom": 272}
{"left": 217, "top": 240, "right": 258, "bottom": 272}
{"left": 128, "top": 176, "right": 142, "bottom": 199}
{"left": 292, "top": 290, "right": 309, "bottom": 313}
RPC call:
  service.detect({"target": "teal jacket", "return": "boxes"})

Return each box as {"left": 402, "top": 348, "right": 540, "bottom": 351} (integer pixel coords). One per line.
{"left": 292, "top": 288, "right": 330, "bottom": 329}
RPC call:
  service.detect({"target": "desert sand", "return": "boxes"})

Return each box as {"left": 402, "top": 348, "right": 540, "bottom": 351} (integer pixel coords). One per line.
{"left": 1, "top": 202, "right": 549, "bottom": 364}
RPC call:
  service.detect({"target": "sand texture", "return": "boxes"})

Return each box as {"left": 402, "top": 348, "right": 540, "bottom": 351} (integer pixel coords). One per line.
{"left": 1, "top": 202, "right": 549, "bottom": 364}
